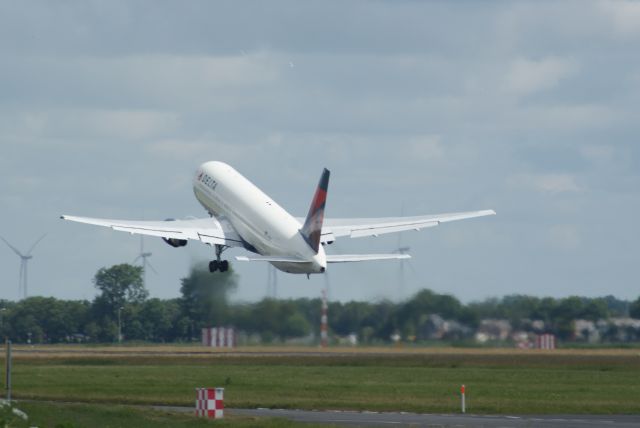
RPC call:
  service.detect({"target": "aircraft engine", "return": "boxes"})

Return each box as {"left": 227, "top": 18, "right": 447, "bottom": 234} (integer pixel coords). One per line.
{"left": 161, "top": 218, "right": 187, "bottom": 247}
{"left": 163, "top": 237, "right": 188, "bottom": 248}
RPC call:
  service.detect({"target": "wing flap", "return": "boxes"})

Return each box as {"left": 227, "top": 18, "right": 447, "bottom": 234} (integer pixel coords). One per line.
{"left": 235, "top": 255, "right": 309, "bottom": 263}
{"left": 319, "top": 209, "right": 495, "bottom": 241}
{"left": 350, "top": 221, "right": 439, "bottom": 238}
{"left": 326, "top": 253, "right": 411, "bottom": 263}
{"left": 61, "top": 215, "right": 243, "bottom": 247}
{"left": 110, "top": 225, "right": 195, "bottom": 240}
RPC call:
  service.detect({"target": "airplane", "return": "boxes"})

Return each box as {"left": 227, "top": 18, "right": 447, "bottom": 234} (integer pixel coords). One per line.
{"left": 61, "top": 161, "right": 495, "bottom": 276}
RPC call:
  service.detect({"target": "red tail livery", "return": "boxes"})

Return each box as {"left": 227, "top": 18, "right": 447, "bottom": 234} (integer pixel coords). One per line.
{"left": 300, "top": 168, "right": 330, "bottom": 253}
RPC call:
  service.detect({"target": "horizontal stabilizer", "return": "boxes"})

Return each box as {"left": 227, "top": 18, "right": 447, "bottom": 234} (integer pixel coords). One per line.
{"left": 235, "top": 255, "right": 309, "bottom": 263}
{"left": 326, "top": 254, "right": 411, "bottom": 263}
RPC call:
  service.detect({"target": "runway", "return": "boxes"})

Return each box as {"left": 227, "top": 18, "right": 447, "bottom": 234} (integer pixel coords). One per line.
{"left": 153, "top": 406, "right": 640, "bottom": 427}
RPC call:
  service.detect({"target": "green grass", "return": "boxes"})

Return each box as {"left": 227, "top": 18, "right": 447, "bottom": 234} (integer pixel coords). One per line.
{"left": 4, "top": 350, "right": 640, "bottom": 415}
{"left": 13, "top": 401, "right": 329, "bottom": 428}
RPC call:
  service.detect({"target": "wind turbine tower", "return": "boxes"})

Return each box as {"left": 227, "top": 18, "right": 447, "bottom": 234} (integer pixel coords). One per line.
{"left": 266, "top": 264, "right": 278, "bottom": 298}
{"left": 1, "top": 234, "right": 46, "bottom": 299}
{"left": 133, "top": 236, "right": 157, "bottom": 288}
{"left": 393, "top": 238, "right": 411, "bottom": 301}
{"left": 392, "top": 205, "right": 415, "bottom": 301}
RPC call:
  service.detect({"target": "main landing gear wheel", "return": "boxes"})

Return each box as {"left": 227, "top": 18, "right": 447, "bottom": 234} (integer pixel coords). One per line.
{"left": 209, "top": 259, "right": 230, "bottom": 273}
{"left": 209, "top": 245, "right": 230, "bottom": 273}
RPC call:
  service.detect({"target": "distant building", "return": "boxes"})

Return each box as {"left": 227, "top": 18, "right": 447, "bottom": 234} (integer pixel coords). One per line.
{"left": 572, "top": 318, "right": 640, "bottom": 343}
{"left": 333, "top": 334, "right": 358, "bottom": 346}
{"left": 421, "top": 314, "right": 472, "bottom": 341}
{"left": 574, "top": 319, "right": 600, "bottom": 343}
{"left": 601, "top": 318, "right": 640, "bottom": 342}
{"left": 519, "top": 319, "right": 546, "bottom": 333}
{"left": 511, "top": 331, "right": 535, "bottom": 349}
{"left": 475, "top": 319, "right": 512, "bottom": 343}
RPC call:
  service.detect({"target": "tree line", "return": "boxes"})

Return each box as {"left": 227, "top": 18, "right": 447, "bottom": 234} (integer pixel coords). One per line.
{"left": 0, "top": 263, "right": 638, "bottom": 344}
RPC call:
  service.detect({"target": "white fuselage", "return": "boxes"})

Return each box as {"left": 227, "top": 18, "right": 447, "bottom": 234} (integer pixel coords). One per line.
{"left": 192, "top": 161, "right": 326, "bottom": 274}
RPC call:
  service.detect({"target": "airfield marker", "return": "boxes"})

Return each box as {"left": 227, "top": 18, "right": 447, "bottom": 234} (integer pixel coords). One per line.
{"left": 195, "top": 387, "right": 224, "bottom": 419}
{"left": 460, "top": 384, "right": 466, "bottom": 413}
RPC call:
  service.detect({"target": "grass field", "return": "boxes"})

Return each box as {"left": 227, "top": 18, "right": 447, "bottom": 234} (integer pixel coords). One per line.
{"left": 10, "top": 402, "right": 327, "bottom": 428}
{"left": 3, "top": 345, "right": 640, "bottom": 417}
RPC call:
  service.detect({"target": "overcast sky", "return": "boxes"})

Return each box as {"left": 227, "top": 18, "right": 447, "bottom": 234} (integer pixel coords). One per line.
{"left": 1, "top": 1, "right": 638, "bottom": 304}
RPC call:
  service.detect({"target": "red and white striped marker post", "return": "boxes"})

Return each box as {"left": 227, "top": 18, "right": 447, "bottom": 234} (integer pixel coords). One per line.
{"left": 460, "top": 384, "right": 466, "bottom": 413}
{"left": 536, "top": 333, "right": 556, "bottom": 350}
{"left": 195, "top": 387, "right": 224, "bottom": 419}
{"left": 202, "top": 327, "right": 236, "bottom": 348}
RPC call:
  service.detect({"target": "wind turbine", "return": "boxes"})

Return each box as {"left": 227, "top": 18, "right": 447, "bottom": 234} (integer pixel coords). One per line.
{"left": 392, "top": 236, "right": 411, "bottom": 301}
{"left": 133, "top": 236, "right": 157, "bottom": 288}
{"left": 266, "top": 264, "right": 278, "bottom": 298}
{"left": 1, "top": 234, "right": 46, "bottom": 299}
{"left": 391, "top": 206, "right": 418, "bottom": 301}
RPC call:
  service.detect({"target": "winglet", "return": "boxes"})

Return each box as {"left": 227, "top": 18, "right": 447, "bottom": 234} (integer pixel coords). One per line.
{"left": 300, "top": 168, "right": 330, "bottom": 253}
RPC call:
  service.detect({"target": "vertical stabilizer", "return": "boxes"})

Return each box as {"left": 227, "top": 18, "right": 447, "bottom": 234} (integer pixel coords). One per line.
{"left": 300, "top": 168, "right": 330, "bottom": 253}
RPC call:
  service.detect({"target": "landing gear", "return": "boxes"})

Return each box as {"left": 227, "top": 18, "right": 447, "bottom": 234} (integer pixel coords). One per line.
{"left": 209, "top": 260, "right": 229, "bottom": 272}
{"left": 209, "top": 245, "right": 230, "bottom": 273}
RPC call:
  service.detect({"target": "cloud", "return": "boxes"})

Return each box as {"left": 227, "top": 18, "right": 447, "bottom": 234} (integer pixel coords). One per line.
{"left": 505, "top": 57, "right": 578, "bottom": 96}
{"left": 2, "top": 1, "right": 640, "bottom": 303}
{"left": 147, "top": 140, "right": 212, "bottom": 159}
{"left": 504, "top": 104, "right": 616, "bottom": 133}
{"left": 145, "top": 138, "right": 254, "bottom": 164}
{"left": 508, "top": 173, "right": 583, "bottom": 194}
{"left": 4, "top": 176, "right": 43, "bottom": 195}
{"left": 4, "top": 109, "right": 181, "bottom": 141}
{"left": 407, "top": 135, "right": 444, "bottom": 161}
{"left": 580, "top": 145, "right": 615, "bottom": 164}
{"left": 119, "top": 53, "right": 280, "bottom": 91}
{"left": 599, "top": 0, "right": 640, "bottom": 38}
{"left": 547, "top": 224, "right": 581, "bottom": 251}
{"left": 0, "top": 53, "right": 282, "bottom": 114}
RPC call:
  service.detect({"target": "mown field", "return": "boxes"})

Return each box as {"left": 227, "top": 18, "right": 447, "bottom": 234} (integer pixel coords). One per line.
{"left": 3, "top": 345, "right": 640, "bottom": 417}
{"left": 8, "top": 401, "right": 329, "bottom": 428}
{"left": 4, "top": 401, "right": 337, "bottom": 428}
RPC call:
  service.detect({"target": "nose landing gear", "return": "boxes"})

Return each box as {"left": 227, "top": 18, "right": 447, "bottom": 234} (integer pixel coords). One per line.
{"left": 209, "top": 244, "right": 230, "bottom": 273}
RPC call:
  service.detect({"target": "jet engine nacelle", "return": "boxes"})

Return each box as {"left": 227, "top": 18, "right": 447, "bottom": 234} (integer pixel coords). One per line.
{"left": 163, "top": 237, "right": 188, "bottom": 248}
{"left": 161, "top": 218, "right": 187, "bottom": 247}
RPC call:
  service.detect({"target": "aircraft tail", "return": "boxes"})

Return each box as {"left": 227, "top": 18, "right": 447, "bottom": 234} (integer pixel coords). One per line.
{"left": 300, "top": 168, "right": 330, "bottom": 253}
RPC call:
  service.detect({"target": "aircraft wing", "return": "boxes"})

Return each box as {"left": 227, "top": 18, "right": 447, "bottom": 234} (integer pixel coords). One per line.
{"left": 60, "top": 215, "right": 245, "bottom": 247}
{"left": 236, "top": 254, "right": 411, "bottom": 263}
{"left": 315, "top": 209, "right": 496, "bottom": 243}
{"left": 235, "top": 255, "right": 309, "bottom": 263}
{"left": 326, "top": 253, "right": 411, "bottom": 263}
